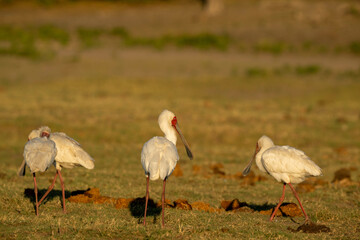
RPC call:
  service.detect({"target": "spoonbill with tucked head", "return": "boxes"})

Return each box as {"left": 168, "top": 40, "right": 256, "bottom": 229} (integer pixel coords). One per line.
{"left": 242, "top": 135, "right": 322, "bottom": 223}
{"left": 19, "top": 126, "right": 94, "bottom": 214}
{"left": 141, "top": 109, "right": 193, "bottom": 228}
{"left": 18, "top": 130, "right": 57, "bottom": 215}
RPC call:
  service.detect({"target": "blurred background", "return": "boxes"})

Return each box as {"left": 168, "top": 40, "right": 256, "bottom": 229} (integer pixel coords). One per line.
{"left": 0, "top": 0, "right": 359, "bottom": 238}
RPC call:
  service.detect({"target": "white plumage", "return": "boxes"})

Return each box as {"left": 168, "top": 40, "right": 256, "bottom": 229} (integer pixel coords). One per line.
{"left": 48, "top": 132, "right": 94, "bottom": 170}
{"left": 23, "top": 137, "right": 57, "bottom": 174}
{"left": 142, "top": 109, "right": 193, "bottom": 228}
{"left": 243, "top": 135, "right": 322, "bottom": 223}
{"left": 141, "top": 136, "right": 179, "bottom": 181}
{"left": 18, "top": 126, "right": 94, "bottom": 215}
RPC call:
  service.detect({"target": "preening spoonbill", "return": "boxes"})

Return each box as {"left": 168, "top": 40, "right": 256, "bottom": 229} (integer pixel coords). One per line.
{"left": 242, "top": 135, "right": 322, "bottom": 223}
{"left": 141, "top": 110, "right": 193, "bottom": 228}
{"left": 19, "top": 126, "right": 94, "bottom": 214}
{"left": 18, "top": 131, "right": 57, "bottom": 215}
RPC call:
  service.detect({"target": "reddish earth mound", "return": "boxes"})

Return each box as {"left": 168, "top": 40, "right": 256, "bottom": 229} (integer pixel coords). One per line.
{"left": 259, "top": 203, "right": 302, "bottom": 217}
{"left": 173, "top": 199, "right": 192, "bottom": 210}
{"left": 235, "top": 171, "right": 267, "bottom": 186}
{"left": 172, "top": 164, "right": 183, "bottom": 177}
{"left": 221, "top": 199, "right": 302, "bottom": 217}
{"left": 115, "top": 198, "right": 134, "bottom": 209}
{"left": 221, "top": 199, "right": 253, "bottom": 213}
{"left": 191, "top": 201, "right": 222, "bottom": 213}
{"left": 288, "top": 221, "right": 331, "bottom": 233}
{"left": 332, "top": 168, "right": 359, "bottom": 186}
{"left": 210, "top": 163, "right": 226, "bottom": 175}
{"left": 296, "top": 177, "right": 327, "bottom": 193}
{"left": 68, "top": 188, "right": 124, "bottom": 206}
{"left": 156, "top": 199, "right": 174, "bottom": 208}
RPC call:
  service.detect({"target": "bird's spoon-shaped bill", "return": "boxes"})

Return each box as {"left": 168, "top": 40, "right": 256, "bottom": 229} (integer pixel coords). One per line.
{"left": 242, "top": 144, "right": 260, "bottom": 176}
{"left": 174, "top": 124, "right": 193, "bottom": 160}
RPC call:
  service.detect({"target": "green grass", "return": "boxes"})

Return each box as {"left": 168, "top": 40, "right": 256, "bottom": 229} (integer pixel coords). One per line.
{"left": 38, "top": 24, "right": 70, "bottom": 45}
{"left": 1, "top": 24, "right": 360, "bottom": 58}
{"left": 0, "top": 26, "right": 39, "bottom": 58}
{"left": 77, "top": 27, "right": 103, "bottom": 48}
{"left": 0, "top": 60, "right": 359, "bottom": 238}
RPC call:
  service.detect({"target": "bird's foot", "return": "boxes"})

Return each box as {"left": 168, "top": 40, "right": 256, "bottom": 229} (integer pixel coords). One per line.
{"left": 304, "top": 218, "right": 312, "bottom": 225}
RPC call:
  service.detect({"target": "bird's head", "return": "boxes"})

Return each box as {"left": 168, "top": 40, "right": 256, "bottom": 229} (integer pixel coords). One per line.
{"left": 257, "top": 135, "right": 274, "bottom": 150}
{"left": 158, "top": 109, "right": 193, "bottom": 160}
{"left": 242, "top": 135, "right": 274, "bottom": 176}
{"left": 27, "top": 126, "right": 51, "bottom": 141}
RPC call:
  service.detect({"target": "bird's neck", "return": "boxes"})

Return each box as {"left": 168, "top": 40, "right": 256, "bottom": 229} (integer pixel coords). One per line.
{"left": 164, "top": 129, "right": 177, "bottom": 145}
{"left": 255, "top": 144, "right": 274, "bottom": 173}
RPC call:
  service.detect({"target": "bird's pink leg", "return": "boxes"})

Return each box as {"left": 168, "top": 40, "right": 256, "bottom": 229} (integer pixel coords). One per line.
{"left": 143, "top": 176, "right": 150, "bottom": 226}
{"left": 288, "top": 183, "right": 309, "bottom": 222}
{"left": 270, "top": 183, "right": 286, "bottom": 221}
{"left": 57, "top": 170, "right": 66, "bottom": 213}
{"left": 161, "top": 179, "right": 166, "bottom": 228}
{"left": 33, "top": 173, "right": 39, "bottom": 216}
{"left": 38, "top": 171, "right": 58, "bottom": 205}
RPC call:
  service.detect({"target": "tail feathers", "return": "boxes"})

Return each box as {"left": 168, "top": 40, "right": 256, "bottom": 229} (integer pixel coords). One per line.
{"left": 17, "top": 160, "right": 26, "bottom": 176}
{"left": 306, "top": 160, "right": 322, "bottom": 177}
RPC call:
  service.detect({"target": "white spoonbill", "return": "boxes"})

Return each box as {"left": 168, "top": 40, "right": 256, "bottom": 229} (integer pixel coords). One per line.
{"left": 242, "top": 135, "right": 322, "bottom": 223}
{"left": 141, "top": 109, "right": 193, "bottom": 228}
{"left": 18, "top": 130, "right": 57, "bottom": 215}
{"left": 19, "top": 126, "right": 95, "bottom": 214}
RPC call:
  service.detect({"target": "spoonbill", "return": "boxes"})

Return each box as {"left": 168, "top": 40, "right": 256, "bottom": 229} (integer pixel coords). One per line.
{"left": 19, "top": 126, "right": 94, "bottom": 214}
{"left": 242, "top": 135, "right": 322, "bottom": 223}
{"left": 18, "top": 130, "right": 57, "bottom": 215}
{"left": 141, "top": 110, "right": 193, "bottom": 228}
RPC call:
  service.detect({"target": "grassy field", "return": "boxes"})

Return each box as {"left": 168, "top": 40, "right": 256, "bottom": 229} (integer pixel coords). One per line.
{"left": 0, "top": 0, "right": 360, "bottom": 239}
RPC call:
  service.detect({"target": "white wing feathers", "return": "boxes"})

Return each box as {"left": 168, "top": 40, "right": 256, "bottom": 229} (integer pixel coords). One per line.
{"left": 23, "top": 137, "right": 57, "bottom": 174}
{"left": 141, "top": 137, "right": 179, "bottom": 181}
{"left": 262, "top": 146, "right": 322, "bottom": 183}
{"left": 50, "top": 133, "right": 94, "bottom": 170}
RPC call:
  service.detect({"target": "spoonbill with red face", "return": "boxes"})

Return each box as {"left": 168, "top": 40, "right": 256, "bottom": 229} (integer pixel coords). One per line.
{"left": 141, "top": 109, "right": 193, "bottom": 228}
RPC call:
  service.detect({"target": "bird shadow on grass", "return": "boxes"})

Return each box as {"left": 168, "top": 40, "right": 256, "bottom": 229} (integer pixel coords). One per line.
{"left": 128, "top": 197, "right": 162, "bottom": 224}
{"left": 246, "top": 202, "right": 301, "bottom": 223}
{"left": 24, "top": 188, "right": 88, "bottom": 210}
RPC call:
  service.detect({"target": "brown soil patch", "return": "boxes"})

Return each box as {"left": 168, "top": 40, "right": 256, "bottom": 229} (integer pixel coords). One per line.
{"left": 68, "top": 188, "right": 120, "bottom": 205}
{"left": 331, "top": 168, "right": 359, "bottom": 186}
{"left": 210, "top": 163, "right": 225, "bottom": 175}
{"left": 192, "top": 165, "right": 202, "bottom": 175}
{"left": 115, "top": 198, "right": 134, "bottom": 209}
{"left": 259, "top": 203, "right": 302, "bottom": 217}
{"left": 288, "top": 221, "right": 331, "bottom": 233}
{"left": 173, "top": 199, "right": 192, "bottom": 210}
{"left": 221, "top": 199, "right": 248, "bottom": 211}
{"left": 191, "top": 201, "right": 221, "bottom": 213}
{"left": 296, "top": 177, "right": 328, "bottom": 193}
{"left": 334, "top": 146, "right": 348, "bottom": 155}
{"left": 66, "top": 188, "right": 306, "bottom": 220}
{"left": 156, "top": 199, "right": 174, "bottom": 208}
{"left": 68, "top": 194, "right": 93, "bottom": 203}
{"left": 332, "top": 168, "right": 351, "bottom": 182}
{"left": 235, "top": 171, "right": 267, "bottom": 186}
{"left": 172, "top": 164, "right": 183, "bottom": 177}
